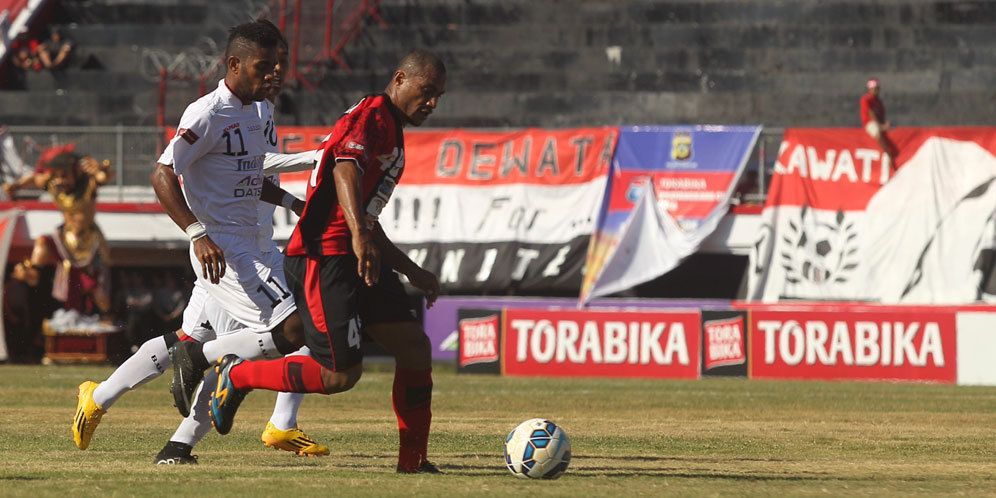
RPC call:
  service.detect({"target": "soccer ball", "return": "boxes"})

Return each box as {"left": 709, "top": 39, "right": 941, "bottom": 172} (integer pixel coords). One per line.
{"left": 503, "top": 418, "right": 571, "bottom": 479}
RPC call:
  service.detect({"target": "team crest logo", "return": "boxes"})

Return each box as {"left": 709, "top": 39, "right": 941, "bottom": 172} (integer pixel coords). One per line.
{"left": 671, "top": 132, "right": 692, "bottom": 161}
{"left": 625, "top": 177, "right": 651, "bottom": 203}
{"left": 776, "top": 206, "right": 860, "bottom": 285}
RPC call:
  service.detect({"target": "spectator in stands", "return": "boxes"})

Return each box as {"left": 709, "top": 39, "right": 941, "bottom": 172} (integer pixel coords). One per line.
{"left": 10, "top": 28, "right": 40, "bottom": 70}
{"left": 860, "top": 78, "right": 899, "bottom": 169}
{"left": 38, "top": 28, "right": 72, "bottom": 69}
{"left": 38, "top": 27, "right": 73, "bottom": 89}
{"left": 5, "top": 28, "right": 37, "bottom": 90}
{"left": 11, "top": 46, "right": 35, "bottom": 70}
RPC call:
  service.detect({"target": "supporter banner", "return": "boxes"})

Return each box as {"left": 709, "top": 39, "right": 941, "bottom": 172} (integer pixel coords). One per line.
{"left": 383, "top": 128, "right": 618, "bottom": 293}
{"left": 748, "top": 128, "right": 996, "bottom": 303}
{"left": 746, "top": 306, "right": 956, "bottom": 382}
{"left": 581, "top": 126, "right": 760, "bottom": 303}
{"left": 172, "top": 125, "right": 617, "bottom": 293}
{"left": 502, "top": 308, "right": 701, "bottom": 379}
{"left": 701, "top": 309, "right": 748, "bottom": 377}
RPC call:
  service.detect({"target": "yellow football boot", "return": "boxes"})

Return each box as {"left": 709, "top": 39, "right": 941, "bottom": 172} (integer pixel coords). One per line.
{"left": 261, "top": 421, "right": 330, "bottom": 457}
{"left": 72, "top": 381, "right": 106, "bottom": 450}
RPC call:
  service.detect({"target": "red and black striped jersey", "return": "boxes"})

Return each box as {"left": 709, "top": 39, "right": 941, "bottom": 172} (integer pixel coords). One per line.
{"left": 286, "top": 94, "right": 406, "bottom": 256}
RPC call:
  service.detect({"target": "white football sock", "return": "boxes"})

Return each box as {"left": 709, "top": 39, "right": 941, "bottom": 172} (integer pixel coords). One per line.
{"left": 169, "top": 379, "right": 213, "bottom": 447}
{"left": 268, "top": 346, "right": 311, "bottom": 430}
{"left": 202, "top": 330, "right": 282, "bottom": 363}
{"left": 92, "top": 335, "right": 171, "bottom": 409}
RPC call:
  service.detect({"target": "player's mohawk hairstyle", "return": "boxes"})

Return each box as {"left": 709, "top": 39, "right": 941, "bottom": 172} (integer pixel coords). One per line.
{"left": 254, "top": 17, "right": 287, "bottom": 49}
{"left": 225, "top": 20, "right": 281, "bottom": 59}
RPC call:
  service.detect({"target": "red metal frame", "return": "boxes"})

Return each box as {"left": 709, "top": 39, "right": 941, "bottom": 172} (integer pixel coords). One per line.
{"left": 157, "top": 1, "right": 382, "bottom": 130}
{"left": 276, "top": 0, "right": 385, "bottom": 89}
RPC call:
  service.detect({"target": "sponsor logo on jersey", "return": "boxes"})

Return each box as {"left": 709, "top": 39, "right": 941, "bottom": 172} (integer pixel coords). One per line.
{"left": 346, "top": 141, "right": 365, "bottom": 151}
{"left": 236, "top": 156, "right": 264, "bottom": 171}
{"left": 178, "top": 128, "right": 199, "bottom": 144}
{"left": 223, "top": 122, "right": 241, "bottom": 133}
{"left": 234, "top": 174, "right": 263, "bottom": 197}
{"left": 365, "top": 148, "right": 404, "bottom": 220}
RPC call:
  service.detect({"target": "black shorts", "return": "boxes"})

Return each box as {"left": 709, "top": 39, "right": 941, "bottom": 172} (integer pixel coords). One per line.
{"left": 283, "top": 253, "right": 417, "bottom": 372}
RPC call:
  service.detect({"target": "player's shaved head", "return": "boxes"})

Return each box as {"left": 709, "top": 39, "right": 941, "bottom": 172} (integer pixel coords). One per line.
{"left": 396, "top": 49, "right": 446, "bottom": 79}
{"left": 225, "top": 20, "right": 281, "bottom": 59}
{"left": 386, "top": 49, "right": 446, "bottom": 126}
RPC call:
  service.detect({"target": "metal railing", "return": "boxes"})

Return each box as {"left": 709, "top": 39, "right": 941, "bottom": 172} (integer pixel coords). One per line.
{"left": 3, "top": 125, "right": 162, "bottom": 201}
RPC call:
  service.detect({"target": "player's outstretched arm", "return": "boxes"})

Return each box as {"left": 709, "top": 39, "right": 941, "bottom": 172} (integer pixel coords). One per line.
{"left": 371, "top": 223, "right": 440, "bottom": 308}
{"left": 259, "top": 178, "right": 304, "bottom": 215}
{"left": 332, "top": 159, "right": 380, "bottom": 286}
{"left": 262, "top": 150, "right": 318, "bottom": 173}
{"left": 150, "top": 162, "right": 226, "bottom": 283}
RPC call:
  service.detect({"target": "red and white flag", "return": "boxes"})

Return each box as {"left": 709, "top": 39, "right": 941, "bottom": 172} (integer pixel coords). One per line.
{"left": 749, "top": 128, "right": 996, "bottom": 303}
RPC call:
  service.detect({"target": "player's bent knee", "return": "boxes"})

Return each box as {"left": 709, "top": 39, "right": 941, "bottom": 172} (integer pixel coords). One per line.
{"left": 275, "top": 313, "right": 306, "bottom": 349}
{"left": 320, "top": 366, "right": 362, "bottom": 394}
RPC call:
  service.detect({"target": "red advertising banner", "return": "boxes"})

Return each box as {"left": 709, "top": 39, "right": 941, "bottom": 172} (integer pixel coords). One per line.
{"left": 607, "top": 170, "right": 738, "bottom": 220}
{"left": 748, "top": 308, "right": 956, "bottom": 382}
{"left": 501, "top": 308, "right": 701, "bottom": 379}
{"left": 458, "top": 314, "right": 501, "bottom": 367}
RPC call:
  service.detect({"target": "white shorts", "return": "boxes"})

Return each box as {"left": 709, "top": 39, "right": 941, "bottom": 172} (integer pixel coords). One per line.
{"left": 188, "top": 230, "right": 296, "bottom": 333}
{"left": 181, "top": 240, "right": 286, "bottom": 341}
{"left": 180, "top": 280, "right": 245, "bottom": 342}
{"left": 865, "top": 120, "right": 881, "bottom": 140}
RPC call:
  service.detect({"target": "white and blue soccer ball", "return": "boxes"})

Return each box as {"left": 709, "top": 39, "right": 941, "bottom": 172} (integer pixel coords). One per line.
{"left": 504, "top": 418, "right": 571, "bottom": 479}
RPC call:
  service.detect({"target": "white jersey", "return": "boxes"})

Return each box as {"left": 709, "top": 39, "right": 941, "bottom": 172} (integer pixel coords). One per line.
{"left": 257, "top": 99, "right": 280, "bottom": 246}
{"left": 158, "top": 79, "right": 268, "bottom": 232}
{"left": 257, "top": 98, "right": 317, "bottom": 250}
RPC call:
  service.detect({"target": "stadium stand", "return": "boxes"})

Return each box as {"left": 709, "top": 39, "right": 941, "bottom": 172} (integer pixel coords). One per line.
{"left": 1, "top": 0, "right": 995, "bottom": 128}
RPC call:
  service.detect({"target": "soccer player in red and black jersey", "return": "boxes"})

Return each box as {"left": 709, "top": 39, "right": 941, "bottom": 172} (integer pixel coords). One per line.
{"left": 205, "top": 50, "right": 446, "bottom": 474}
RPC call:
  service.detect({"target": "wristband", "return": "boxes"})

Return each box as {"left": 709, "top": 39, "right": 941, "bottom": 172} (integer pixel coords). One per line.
{"left": 281, "top": 192, "right": 298, "bottom": 209}
{"left": 184, "top": 221, "right": 207, "bottom": 241}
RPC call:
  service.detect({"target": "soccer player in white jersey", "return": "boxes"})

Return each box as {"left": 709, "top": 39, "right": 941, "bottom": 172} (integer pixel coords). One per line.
{"left": 153, "top": 29, "right": 325, "bottom": 464}
{"left": 71, "top": 20, "right": 318, "bottom": 462}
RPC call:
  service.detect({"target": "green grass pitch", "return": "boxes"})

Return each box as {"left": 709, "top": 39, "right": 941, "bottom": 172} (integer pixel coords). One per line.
{"left": 2, "top": 363, "right": 995, "bottom": 496}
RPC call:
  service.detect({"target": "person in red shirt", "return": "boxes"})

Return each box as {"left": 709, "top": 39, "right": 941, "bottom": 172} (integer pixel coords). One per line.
{"left": 205, "top": 49, "right": 446, "bottom": 474}
{"left": 860, "top": 78, "right": 898, "bottom": 168}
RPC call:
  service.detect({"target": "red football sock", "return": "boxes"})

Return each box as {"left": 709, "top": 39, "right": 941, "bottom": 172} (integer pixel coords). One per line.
{"left": 230, "top": 355, "right": 327, "bottom": 394}
{"left": 393, "top": 367, "right": 433, "bottom": 472}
